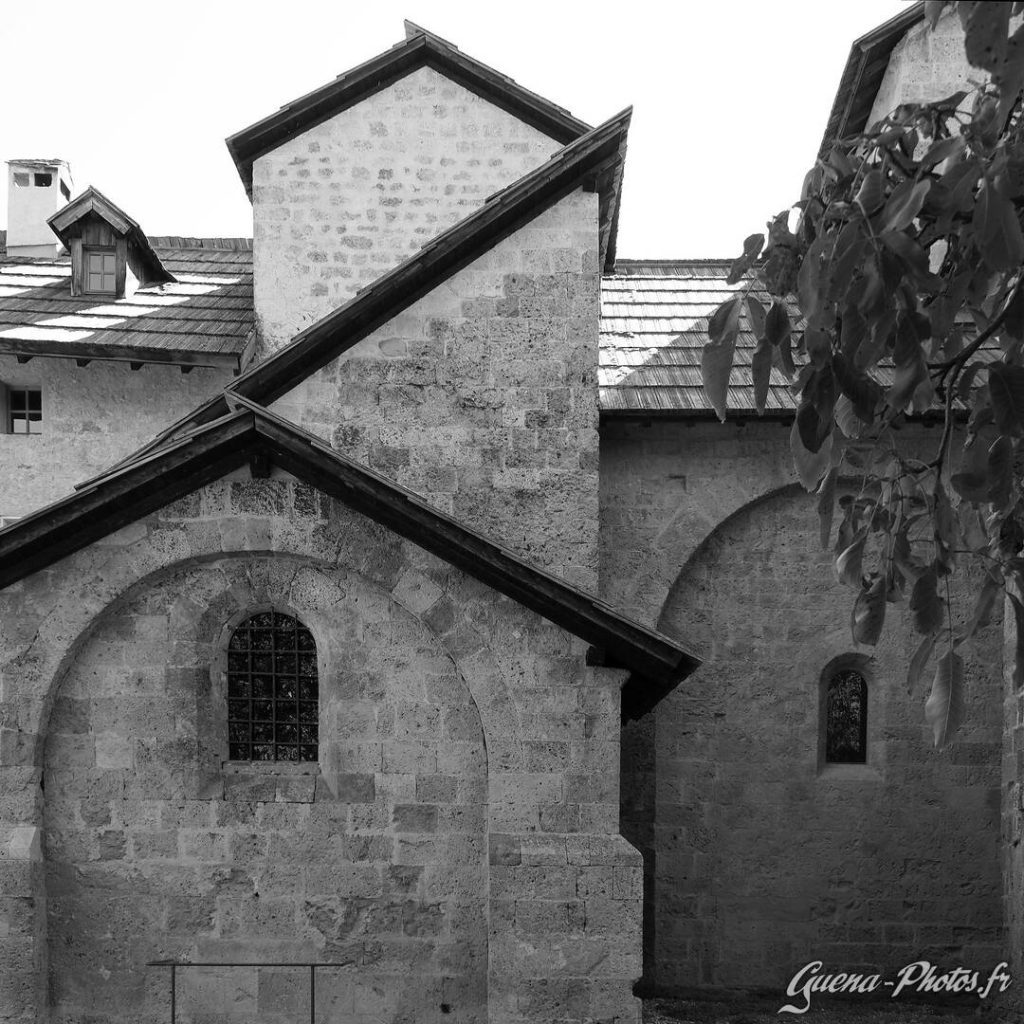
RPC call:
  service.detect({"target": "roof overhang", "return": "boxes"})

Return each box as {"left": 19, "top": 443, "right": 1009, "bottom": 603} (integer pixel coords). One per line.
{"left": 0, "top": 398, "right": 700, "bottom": 718}
{"left": 819, "top": 2, "right": 926, "bottom": 157}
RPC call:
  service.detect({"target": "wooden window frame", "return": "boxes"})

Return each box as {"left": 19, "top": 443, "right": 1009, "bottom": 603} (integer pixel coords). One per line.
{"left": 4, "top": 386, "right": 42, "bottom": 436}
{"left": 83, "top": 246, "right": 118, "bottom": 296}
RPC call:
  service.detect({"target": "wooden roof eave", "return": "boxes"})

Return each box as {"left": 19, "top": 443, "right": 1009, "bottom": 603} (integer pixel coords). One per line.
{"left": 0, "top": 337, "right": 241, "bottom": 371}
{"left": 248, "top": 409, "right": 699, "bottom": 690}
{"left": 0, "top": 411, "right": 255, "bottom": 590}
{"left": 0, "top": 400, "right": 700, "bottom": 705}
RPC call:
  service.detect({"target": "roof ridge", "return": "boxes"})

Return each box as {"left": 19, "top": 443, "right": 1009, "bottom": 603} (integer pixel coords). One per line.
{"left": 225, "top": 29, "right": 592, "bottom": 197}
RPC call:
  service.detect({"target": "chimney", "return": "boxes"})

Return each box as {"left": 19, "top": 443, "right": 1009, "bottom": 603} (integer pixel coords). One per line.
{"left": 6, "top": 159, "right": 73, "bottom": 258}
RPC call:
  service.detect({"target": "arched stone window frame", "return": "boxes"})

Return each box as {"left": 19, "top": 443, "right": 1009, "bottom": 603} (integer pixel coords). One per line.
{"left": 817, "top": 652, "right": 882, "bottom": 778}
{"left": 202, "top": 603, "right": 328, "bottom": 787}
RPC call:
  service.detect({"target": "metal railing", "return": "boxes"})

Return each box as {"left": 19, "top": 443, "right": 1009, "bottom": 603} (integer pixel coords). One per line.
{"left": 146, "top": 961, "right": 352, "bottom": 1024}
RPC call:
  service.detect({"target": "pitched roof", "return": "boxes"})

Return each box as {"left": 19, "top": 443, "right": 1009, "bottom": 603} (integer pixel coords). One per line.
{"left": 0, "top": 397, "right": 699, "bottom": 717}
{"left": 48, "top": 186, "right": 175, "bottom": 286}
{"left": 600, "top": 260, "right": 800, "bottom": 415}
{"left": 0, "top": 240, "right": 254, "bottom": 370}
{"left": 226, "top": 23, "right": 592, "bottom": 200}
{"left": 113, "top": 109, "right": 630, "bottom": 462}
{"left": 819, "top": 2, "right": 925, "bottom": 157}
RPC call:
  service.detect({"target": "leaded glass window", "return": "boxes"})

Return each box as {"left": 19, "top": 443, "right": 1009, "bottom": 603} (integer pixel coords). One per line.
{"left": 826, "top": 668, "right": 867, "bottom": 763}
{"left": 226, "top": 611, "right": 318, "bottom": 762}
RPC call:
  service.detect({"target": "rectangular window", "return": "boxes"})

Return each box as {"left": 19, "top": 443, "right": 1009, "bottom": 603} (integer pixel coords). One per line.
{"left": 85, "top": 249, "right": 117, "bottom": 295}
{"left": 12, "top": 172, "right": 29, "bottom": 188}
{"left": 8, "top": 389, "right": 42, "bottom": 435}
{"left": 60, "top": 180, "right": 71, "bottom": 200}
{"left": 33, "top": 172, "right": 52, "bottom": 187}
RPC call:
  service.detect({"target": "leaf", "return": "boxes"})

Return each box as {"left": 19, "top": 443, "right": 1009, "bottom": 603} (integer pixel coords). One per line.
{"left": 745, "top": 294, "right": 767, "bottom": 339}
{"left": 851, "top": 574, "right": 887, "bottom": 646}
{"left": 798, "top": 236, "right": 830, "bottom": 324}
{"left": 764, "top": 300, "right": 791, "bottom": 347}
{"left": 920, "top": 134, "right": 965, "bottom": 170}
{"left": 988, "top": 362, "right": 1024, "bottom": 436}
{"left": 907, "top": 633, "right": 937, "bottom": 695}
{"left": 751, "top": 339, "right": 773, "bottom": 415}
{"left": 1009, "top": 593, "right": 1024, "bottom": 689}
{"left": 886, "top": 350, "right": 930, "bottom": 413}
{"left": 973, "top": 180, "right": 1024, "bottom": 271}
{"left": 881, "top": 179, "right": 931, "bottom": 233}
{"left": 925, "top": 646, "right": 964, "bottom": 747}
{"left": 818, "top": 467, "right": 837, "bottom": 548}
{"left": 964, "top": 0, "right": 1009, "bottom": 72}
{"left": 963, "top": 572, "right": 1002, "bottom": 641}
{"left": 777, "top": 333, "right": 797, "bottom": 378}
{"left": 855, "top": 169, "right": 886, "bottom": 216}
{"left": 790, "top": 418, "right": 832, "bottom": 491}
{"left": 796, "top": 399, "right": 832, "bottom": 454}
{"left": 708, "top": 296, "right": 742, "bottom": 346}
{"left": 835, "top": 527, "right": 867, "bottom": 587}
{"left": 726, "top": 233, "right": 765, "bottom": 285}
{"left": 910, "top": 565, "right": 944, "bottom": 635}
{"left": 701, "top": 339, "right": 736, "bottom": 423}
{"left": 988, "top": 433, "right": 1013, "bottom": 510}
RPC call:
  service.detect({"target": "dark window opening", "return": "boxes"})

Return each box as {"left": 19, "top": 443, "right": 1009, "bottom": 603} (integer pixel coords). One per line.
{"left": 60, "top": 180, "right": 70, "bottom": 200}
{"left": 33, "top": 172, "right": 52, "bottom": 187}
{"left": 226, "top": 611, "right": 318, "bottom": 762}
{"left": 826, "top": 668, "right": 868, "bottom": 763}
{"left": 84, "top": 248, "right": 117, "bottom": 295}
{"left": 8, "top": 388, "right": 42, "bottom": 435}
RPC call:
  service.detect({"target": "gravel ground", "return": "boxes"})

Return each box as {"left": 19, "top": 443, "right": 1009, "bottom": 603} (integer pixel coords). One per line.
{"left": 643, "top": 995, "right": 1024, "bottom": 1024}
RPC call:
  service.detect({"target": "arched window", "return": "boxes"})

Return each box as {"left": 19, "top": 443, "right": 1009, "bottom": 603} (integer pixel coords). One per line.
{"left": 825, "top": 668, "right": 868, "bottom": 764}
{"left": 226, "top": 611, "right": 318, "bottom": 762}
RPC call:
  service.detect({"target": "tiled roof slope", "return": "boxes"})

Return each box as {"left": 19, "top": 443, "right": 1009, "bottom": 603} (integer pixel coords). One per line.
{"left": 600, "top": 260, "right": 799, "bottom": 415}
{"left": 0, "top": 239, "right": 254, "bottom": 370}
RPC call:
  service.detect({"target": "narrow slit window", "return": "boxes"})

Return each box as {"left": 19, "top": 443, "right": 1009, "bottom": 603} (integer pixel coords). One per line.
{"left": 226, "top": 611, "right": 318, "bottom": 763}
{"left": 60, "top": 180, "right": 71, "bottom": 201}
{"left": 8, "top": 388, "right": 42, "bottom": 435}
{"left": 85, "top": 249, "right": 117, "bottom": 295}
{"left": 826, "top": 668, "right": 868, "bottom": 763}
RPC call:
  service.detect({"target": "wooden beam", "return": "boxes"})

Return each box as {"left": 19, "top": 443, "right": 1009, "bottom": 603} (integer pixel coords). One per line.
{"left": 0, "top": 337, "right": 240, "bottom": 370}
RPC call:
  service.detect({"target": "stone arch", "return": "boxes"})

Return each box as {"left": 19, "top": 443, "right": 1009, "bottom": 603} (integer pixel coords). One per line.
{"left": 40, "top": 548, "right": 493, "bottom": 1024}
{"left": 623, "top": 483, "right": 1003, "bottom": 992}
{"left": 8, "top": 506, "right": 523, "bottom": 771}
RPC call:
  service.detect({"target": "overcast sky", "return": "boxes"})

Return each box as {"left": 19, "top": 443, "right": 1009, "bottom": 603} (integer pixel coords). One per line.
{"left": 2, "top": 0, "right": 908, "bottom": 258}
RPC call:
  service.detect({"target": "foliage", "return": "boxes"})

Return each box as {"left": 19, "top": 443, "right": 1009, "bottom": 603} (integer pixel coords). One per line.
{"left": 702, "top": 1, "right": 1024, "bottom": 745}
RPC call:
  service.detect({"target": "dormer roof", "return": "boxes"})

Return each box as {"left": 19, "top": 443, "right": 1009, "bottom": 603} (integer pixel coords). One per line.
{"left": 48, "top": 185, "right": 175, "bottom": 286}
{"left": 225, "top": 22, "right": 592, "bottom": 199}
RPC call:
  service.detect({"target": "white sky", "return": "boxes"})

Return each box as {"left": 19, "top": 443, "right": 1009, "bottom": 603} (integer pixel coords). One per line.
{"left": 2, "top": 0, "right": 908, "bottom": 258}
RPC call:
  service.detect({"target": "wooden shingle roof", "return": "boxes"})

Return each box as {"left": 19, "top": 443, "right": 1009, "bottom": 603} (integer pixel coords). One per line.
{"left": 0, "top": 240, "right": 254, "bottom": 370}
{"left": 600, "top": 260, "right": 800, "bottom": 416}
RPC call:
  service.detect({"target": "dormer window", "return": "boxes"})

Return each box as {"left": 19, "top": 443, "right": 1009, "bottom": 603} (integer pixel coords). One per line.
{"left": 84, "top": 248, "right": 117, "bottom": 295}
{"left": 47, "top": 185, "right": 175, "bottom": 300}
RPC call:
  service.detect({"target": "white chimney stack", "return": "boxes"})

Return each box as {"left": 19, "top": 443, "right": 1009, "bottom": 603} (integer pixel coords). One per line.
{"left": 6, "top": 159, "right": 74, "bottom": 258}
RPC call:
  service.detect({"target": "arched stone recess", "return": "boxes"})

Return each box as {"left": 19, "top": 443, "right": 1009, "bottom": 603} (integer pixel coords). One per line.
{"left": 41, "top": 550, "right": 491, "bottom": 1024}
{"left": 0, "top": 475, "right": 643, "bottom": 1024}
{"left": 622, "top": 484, "right": 1004, "bottom": 993}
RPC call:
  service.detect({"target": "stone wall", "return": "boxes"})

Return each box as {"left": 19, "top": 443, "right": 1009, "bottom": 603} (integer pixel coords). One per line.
{"left": 0, "top": 354, "right": 231, "bottom": 518}
{"left": 252, "top": 64, "right": 562, "bottom": 353}
{"left": 0, "top": 468, "right": 641, "bottom": 1024}
{"left": 273, "top": 191, "right": 601, "bottom": 590}
{"left": 602, "top": 420, "right": 1003, "bottom": 992}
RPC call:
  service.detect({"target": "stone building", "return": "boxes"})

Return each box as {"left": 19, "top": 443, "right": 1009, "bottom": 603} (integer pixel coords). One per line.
{"left": 0, "top": 6, "right": 1010, "bottom": 1024}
